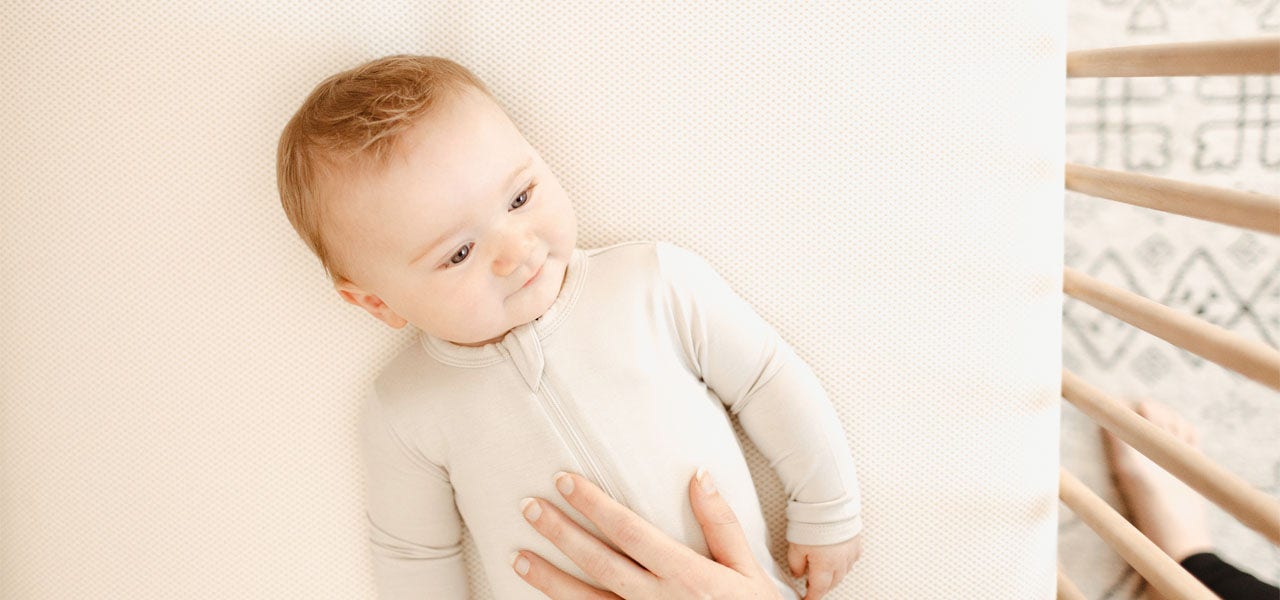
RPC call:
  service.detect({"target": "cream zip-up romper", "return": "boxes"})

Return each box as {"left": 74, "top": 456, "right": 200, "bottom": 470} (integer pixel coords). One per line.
{"left": 359, "top": 240, "right": 863, "bottom": 599}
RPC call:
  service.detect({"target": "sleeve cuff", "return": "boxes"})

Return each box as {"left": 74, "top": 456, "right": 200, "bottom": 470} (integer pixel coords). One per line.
{"left": 786, "top": 513, "right": 863, "bottom": 546}
{"left": 785, "top": 494, "right": 863, "bottom": 546}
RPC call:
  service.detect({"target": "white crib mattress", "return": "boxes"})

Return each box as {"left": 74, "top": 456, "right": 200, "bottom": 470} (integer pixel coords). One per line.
{"left": 0, "top": 2, "right": 1064, "bottom": 598}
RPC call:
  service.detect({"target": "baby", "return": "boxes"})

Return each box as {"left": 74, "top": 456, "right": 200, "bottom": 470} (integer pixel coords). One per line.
{"left": 277, "top": 55, "right": 863, "bottom": 599}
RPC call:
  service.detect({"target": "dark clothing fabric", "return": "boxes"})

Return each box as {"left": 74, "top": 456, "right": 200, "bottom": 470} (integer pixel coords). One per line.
{"left": 1180, "top": 552, "right": 1280, "bottom": 599}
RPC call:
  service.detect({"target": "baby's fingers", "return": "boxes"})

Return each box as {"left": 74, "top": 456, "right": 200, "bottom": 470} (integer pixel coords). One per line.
{"left": 798, "top": 560, "right": 849, "bottom": 598}
{"left": 787, "top": 544, "right": 806, "bottom": 578}
{"left": 847, "top": 535, "right": 864, "bottom": 568}
{"left": 801, "top": 566, "right": 837, "bottom": 600}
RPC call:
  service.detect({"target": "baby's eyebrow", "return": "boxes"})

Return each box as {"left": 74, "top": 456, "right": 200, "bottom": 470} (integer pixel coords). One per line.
{"left": 407, "top": 156, "right": 535, "bottom": 266}
{"left": 411, "top": 222, "right": 466, "bottom": 266}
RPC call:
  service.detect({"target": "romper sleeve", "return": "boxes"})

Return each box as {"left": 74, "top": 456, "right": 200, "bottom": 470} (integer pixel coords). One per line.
{"left": 656, "top": 241, "right": 863, "bottom": 546}
{"left": 359, "top": 383, "right": 469, "bottom": 599}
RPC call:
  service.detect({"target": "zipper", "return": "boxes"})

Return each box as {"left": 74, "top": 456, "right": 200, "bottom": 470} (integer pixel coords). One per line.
{"left": 537, "top": 374, "right": 626, "bottom": 505}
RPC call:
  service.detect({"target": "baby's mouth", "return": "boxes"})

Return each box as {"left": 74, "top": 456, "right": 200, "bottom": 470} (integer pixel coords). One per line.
{"left": 521, "top": 263, "right": 543, "bottom": 288}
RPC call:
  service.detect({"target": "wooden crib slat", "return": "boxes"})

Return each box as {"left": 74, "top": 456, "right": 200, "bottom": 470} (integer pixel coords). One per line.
{"left": 1065, "top": 163, "right": 1280, "bottom": 236}
{"left": 1058, "top": 467, "right": 1219, "bottom": 600}
{"left": 1056, "top": 563, "right": 1087, "bottom": 600}
{"left": 1067, "top": 36, "right": 1280, "bottom": 77}
{"left": 1062, "top": 369, "right": 1280, "bottom": 545}
{"left": 1062, "top": 267, "right": 1280, "bottom": 391}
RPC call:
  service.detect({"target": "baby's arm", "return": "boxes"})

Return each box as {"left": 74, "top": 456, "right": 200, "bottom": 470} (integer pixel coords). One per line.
{"left": 359, "top": 384, "right": 469, "bottom": 599}
{"left": 656, "top": 242, "right": 862, "bottom": 547}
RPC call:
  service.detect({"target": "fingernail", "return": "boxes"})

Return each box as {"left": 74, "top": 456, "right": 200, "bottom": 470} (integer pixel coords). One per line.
{"left": 510, "top": 551, "right": 530, "bottom": 576}
{"left": 696, "top": 466, "right": 716, "bottom": 494}
{"left": 554, "top": 471, "right": 574, "bottom": 496}
{"left": 520, "top": 497, "right": 541, "bottom": 522}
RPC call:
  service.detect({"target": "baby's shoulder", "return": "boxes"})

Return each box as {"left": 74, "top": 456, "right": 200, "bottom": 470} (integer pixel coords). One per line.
{"left": 369, "top": 335, "right": 453, "bottom": 411}
{"left": 585, "top": 240, "right": 706, "bottom": 274}
{"left": 584, "top": 239, "right": 659, "bottom": 262}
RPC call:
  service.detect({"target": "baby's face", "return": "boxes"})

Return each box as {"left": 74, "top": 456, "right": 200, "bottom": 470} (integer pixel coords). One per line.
{"left": 331, "top": 87, "right": 578, "bottom": 346}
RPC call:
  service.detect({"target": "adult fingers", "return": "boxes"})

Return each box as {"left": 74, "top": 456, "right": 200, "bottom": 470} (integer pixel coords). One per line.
{"left": 553, "top": 471, "right": 706, "bottom": 581}
{"left": 689, "top": 467, "right": 762, "bottom": 577}
{"left": 511, "top": 549, "right": 624, "bottom": 600}
{"left": 521, "top": 495, "right": 659, "bottom": 597}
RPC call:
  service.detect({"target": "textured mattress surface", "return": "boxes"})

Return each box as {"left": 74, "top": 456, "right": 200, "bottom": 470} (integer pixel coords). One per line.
{"left": 0, "top": 2, "right": 1064, "bottom": 598}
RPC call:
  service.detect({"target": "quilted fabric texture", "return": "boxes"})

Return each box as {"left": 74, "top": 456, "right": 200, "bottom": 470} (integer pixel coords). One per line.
{"left": 0, "top": 1, "right": 1064, "bottom": 598}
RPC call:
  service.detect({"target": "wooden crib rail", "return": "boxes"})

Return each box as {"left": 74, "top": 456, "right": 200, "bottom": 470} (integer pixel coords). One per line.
{"left": 1065, "top": 163, "right": 1280, "bottom": 236}
{"left": 1059, "top": 467, "right": 1219, "bottom": 600}
{"left": 1061, "top": 33, "right": 1280, "bottom": 600}
{"left": 1066, "top": 36, "right": 1280, "bottom": 77}
{"left": 1062, "top": 267, "right": 1280, "bottom": 391}
{"left": 1056, "top": 564, "right": 1087, "bottom": 600}
{"left": 1061, "top": 369, "right": 1280, "bottom": 545}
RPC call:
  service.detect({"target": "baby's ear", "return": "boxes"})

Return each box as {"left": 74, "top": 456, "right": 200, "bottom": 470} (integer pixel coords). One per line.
{"left": 333, "top": 280, "right": 372, "bottom": 309}
{"left": 334, "top": 283, "right": 408, "bottom": 329}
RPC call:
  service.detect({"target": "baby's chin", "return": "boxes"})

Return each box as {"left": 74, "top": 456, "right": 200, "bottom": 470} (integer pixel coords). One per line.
{"left": 444, "top": 306, "right": 550, "bottom": 347}
{"left": 496, "top": 272, "right": 561, "bottom": 331}
{"left": 444, "top": 260, "right": 567, "bottom": 346}
{"left": 522, "top": 282, "right": 559, "bottom": 323}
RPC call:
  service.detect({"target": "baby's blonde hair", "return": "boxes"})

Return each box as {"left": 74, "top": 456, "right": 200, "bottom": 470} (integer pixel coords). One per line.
{"left": 276, "top": 54, "right": 496, "bottom": 285}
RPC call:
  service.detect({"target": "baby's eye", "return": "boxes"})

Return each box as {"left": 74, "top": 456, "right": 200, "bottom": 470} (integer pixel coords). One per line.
{"left": 511, "top": 182, "right": 536, "bottom": 210}
{"left": 447, "top": 243, "right": 473, "bottom": 267}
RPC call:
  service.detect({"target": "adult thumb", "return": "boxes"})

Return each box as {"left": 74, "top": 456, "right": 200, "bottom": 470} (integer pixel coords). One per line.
{"left": 689, "top": 467, "right": 759, "bottom": 576}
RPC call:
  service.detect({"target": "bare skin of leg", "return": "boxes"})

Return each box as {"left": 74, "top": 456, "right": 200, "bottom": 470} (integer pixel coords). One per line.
{"left": 1101, "top": 399, "right": 1217, "bottom": 600}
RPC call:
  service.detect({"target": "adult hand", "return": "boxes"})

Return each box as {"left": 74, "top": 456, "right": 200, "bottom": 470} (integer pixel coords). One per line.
{"left": 511, "top": 468, "right": 787, "bottom": 599}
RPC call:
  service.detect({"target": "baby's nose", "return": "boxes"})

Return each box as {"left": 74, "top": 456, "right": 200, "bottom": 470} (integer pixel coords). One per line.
{"left": 491, "top": 231, "right": 535, "bottom": 277}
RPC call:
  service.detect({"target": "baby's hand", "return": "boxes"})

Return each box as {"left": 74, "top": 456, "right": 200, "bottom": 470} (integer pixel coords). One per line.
{"left": 787, "top": 534, "right": 863, "bottom": 600}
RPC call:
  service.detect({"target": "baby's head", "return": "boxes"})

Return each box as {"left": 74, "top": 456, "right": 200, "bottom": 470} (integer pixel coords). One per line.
{"left": 277, "top": 55, "right": 578, "bottom": 347}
